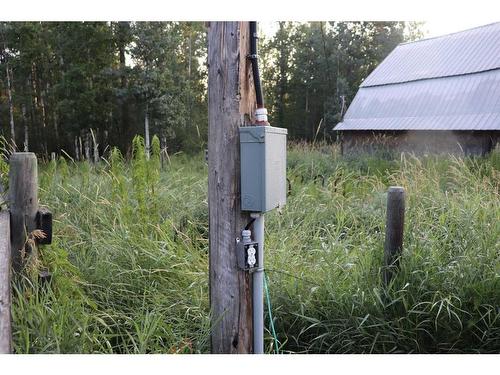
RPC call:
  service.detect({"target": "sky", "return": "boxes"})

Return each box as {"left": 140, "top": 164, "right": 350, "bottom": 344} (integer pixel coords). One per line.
{"left": 1, "top": 1, "right": 498, "bottom": 42}
{"left": 260, "top": 19, "right": 498, "bottom": 40}
{"left": 2, "top": 0, "right": 498, "bottom": 40}
{"left": 423, "top": 19, "right": 497, "bottom": 37}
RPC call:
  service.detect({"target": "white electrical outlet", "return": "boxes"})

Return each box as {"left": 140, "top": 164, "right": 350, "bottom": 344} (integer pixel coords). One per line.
{"left": 247, "top": 245, "right": 256, "bottom": 267}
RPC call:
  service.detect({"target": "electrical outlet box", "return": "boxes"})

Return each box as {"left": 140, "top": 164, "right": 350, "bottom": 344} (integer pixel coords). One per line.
{"left": 239, "top": 126, "right": 287, "bottom": 212}
{"left": 237, "top": 240, "right": 259, "bottom": 271}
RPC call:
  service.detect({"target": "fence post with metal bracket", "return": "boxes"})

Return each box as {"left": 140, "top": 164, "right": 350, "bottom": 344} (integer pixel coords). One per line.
{"left": 9, "top": 152, "right": 52, "bottom": 272}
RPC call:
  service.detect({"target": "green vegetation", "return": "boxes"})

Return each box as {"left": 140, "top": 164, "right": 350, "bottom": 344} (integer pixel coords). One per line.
{"left": 9, "top": 142, "right": 500, "bottom": 353}
{"left": 1, "top": 21, "right": 420, "bottom": 156}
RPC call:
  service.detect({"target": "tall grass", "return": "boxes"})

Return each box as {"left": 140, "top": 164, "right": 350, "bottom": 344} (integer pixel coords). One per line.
{"left": 8, "top": 140, "right": 500, "bottom": 353}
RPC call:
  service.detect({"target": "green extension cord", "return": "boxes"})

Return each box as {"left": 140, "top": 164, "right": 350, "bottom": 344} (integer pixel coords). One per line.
{"left": 263, "top": 271, "right": 280, "bottom": 354}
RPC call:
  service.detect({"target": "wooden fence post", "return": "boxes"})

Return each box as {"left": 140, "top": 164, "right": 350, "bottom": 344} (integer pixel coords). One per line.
{"left": 0, "top": 211, "right": 12, "bottom": 353}
{"left": 207, "top": 21, "right": 256, "bottom": 353}
{"left": 9, "top": 152, "right": 39, "bottom": 271}
{"left": 383, "top": 186, "right": 405, "bottom": 286}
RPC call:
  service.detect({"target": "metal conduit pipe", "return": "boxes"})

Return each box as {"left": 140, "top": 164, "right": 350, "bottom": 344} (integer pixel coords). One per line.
{"left": 250, "top": 212, "right": 265, "bottom": 354}
{"left": 248, "top": 21, "right": 267, "bottom": 354}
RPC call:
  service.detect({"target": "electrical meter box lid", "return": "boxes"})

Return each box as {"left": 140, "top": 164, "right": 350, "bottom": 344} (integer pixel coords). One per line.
{"left": 239, "top": 126, "right": 287, "bottom": 212}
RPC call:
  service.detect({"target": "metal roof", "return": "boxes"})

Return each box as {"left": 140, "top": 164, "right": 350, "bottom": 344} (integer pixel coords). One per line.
{"left": 362, "top": 22, "right": 500, "bottom": 87}
{"left": 335, "top": 23, "right": 500, "bottom": 132}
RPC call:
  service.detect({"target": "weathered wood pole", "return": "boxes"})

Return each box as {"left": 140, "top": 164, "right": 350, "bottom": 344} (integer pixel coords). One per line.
{"left": 9, "top": 152, "right": 39, "bottom": 271}
{"left": 0, "top": 211, "right": 12, "bottom": 353}
{"left": 383, "top": 186, "right": 405, "bottom": 285}
{"left": 208, "top": 21, "right": 257, "bottom": 353}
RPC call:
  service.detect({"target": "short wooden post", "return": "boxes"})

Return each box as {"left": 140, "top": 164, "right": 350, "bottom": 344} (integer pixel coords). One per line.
{"left": 208, "top": 21, "right": 256, "bottom": 353}
{"left": 9, "top": 152, "right": 39, "bottom": 271}
{"left": 383, "top": 186, "right": 405, "bottom": 286}
{"left": 0, "top": 211, "right": 12, "bottom": 353}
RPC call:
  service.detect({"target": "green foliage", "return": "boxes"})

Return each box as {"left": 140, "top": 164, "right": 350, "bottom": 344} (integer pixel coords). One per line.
{"left": 109, "top": 147, "right": 129, "bottom": 212}
{"left": 40, "top": 157, "right": 57, "bottom": 189}
{"left": 79, "top": 158, "right": 91, "bottom": 190}
{"left": 0, "top": 158, "right": 7, "bottom": 188}
{"left": 129, "top": 22, "right": 207, "bottom": 154}
{"left": 12, "top": 244, "right": 98, "bottom": 353}
{"left": 130, "top": 134, "right": 162, "bottom": 220}
{"left": 1, "top": 21, "right": 418, "bottom": 156}
{"left": 148, "top": 135, "right": 161, "bottom": 200}
{"left": 0, "top": 137, "right": 9, "bottom": 199}
{"left": 151, "top": 135, "right": 161, "bottom": 167}
{"left": 261, "top": 22, "right": 409, "bottom": 141}
{"left": 110, "top": 146, "right": 125, "bottom": 175}
{"left": 12, "top": 143, "right": 500, "bottom": 353}
{"left": 266, "top": 146, "right": 500, "bottom": 353}
{"left": 58, "top": 156, "right": 69, "bottom": 182}
{"left": 0, "top": 21, "right": 207, "bottom": 156}
{"left": 131, "top": 135, "right": 148, "bottom": 217}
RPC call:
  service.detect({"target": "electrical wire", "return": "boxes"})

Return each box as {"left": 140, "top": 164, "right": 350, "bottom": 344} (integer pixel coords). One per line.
{"left": 245, "top": 218, "right": 256, "bottom": 230}
{"left": 263, "top": 271, "right": 280, "bottom": 354}
{"left": 249, "top": 21, "right": 264, "bottom": 108}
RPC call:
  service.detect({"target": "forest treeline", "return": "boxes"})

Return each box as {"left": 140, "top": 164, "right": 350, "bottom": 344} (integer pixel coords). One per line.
{"left": 0, "top": 21, "right": 421, "bottom": 158}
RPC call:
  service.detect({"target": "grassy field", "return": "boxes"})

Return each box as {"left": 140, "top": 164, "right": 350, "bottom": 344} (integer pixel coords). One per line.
{"left": 5, "top": 140, "right": 500, "bottom": 353}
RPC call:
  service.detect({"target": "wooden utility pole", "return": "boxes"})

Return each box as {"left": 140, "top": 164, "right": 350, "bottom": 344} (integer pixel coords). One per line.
{"left": 207, "top": 22, "right": 256, "bottom": 354}
{"left": 9, "top": 153, "right": 39, "bottom": 271}
{"left": 383, "top": 186, "right": 405, "bottom": 286}
{"left": 0, "top": 211, "right": 12, "bottom": 353}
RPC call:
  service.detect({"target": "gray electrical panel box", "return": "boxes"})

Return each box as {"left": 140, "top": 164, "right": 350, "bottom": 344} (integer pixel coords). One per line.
{"left": 239, "top": 126, "right": 287, "bottom": 212}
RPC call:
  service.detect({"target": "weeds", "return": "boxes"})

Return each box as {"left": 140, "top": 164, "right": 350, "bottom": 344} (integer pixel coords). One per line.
{"left": 9, "top": 140, "right": 500, "bottom": 353}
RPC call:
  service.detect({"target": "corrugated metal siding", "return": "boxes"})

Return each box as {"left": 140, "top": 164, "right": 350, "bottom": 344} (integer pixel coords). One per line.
{"left": 335, "top": 68, "right": 500, "bottom": 131}
{"left": 361, "top": 22, "right": 500, "bottom": 87}
{"left": 335, "top": 113, "right": 500, "bottom": 131}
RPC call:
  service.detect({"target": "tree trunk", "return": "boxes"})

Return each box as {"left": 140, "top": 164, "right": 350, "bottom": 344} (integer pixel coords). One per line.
{"left": 277, "top": 22, "right": 287, "bottom": 129}
{"left": 6, "top": 64, "right": 15, "bottom": 150}
{"left": 22, "top": 103, "right": 28, "bottom": 152}
{"left": 40, "top": 87, "right": 47, "bottom": 129}
{"left": 84, "top": 131, "right": 91, "bottom": 161}
{"left": 74, "top": 136, "right": 80, "bottom": 161}
{"left": 305, "top": 87, "right": 311, "bottom": 139}
{"left": 29, "top": 71, "right": 39, "bottom": 154}
{"left": 47, "top": 80, "right": 59, "bottom": 151}
{"left": 160, "top": 134, "right": 168, "bottom": 169}
{"left": 188, "top": 32, "right": 197, "bottom": 139}
{"left": 117, "top": 22, "right": 131, "bottom": 154}
{"left": 207, "top": 21, "right": 256, "bottom": 354}
{"left": 144, "top": 103, "right": 150, "bottom": 160}
{"left": 90, "top": 128, "right": 99, "bottom": 164}
{"left": 53, "top": 111, "right": 59, "bottom": 148}
{"left": 79, "top": 137, "right": 83, "bottom": 160}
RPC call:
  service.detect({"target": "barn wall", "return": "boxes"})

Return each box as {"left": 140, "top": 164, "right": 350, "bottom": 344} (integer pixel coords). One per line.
{"left": 341, "top": 130, "right": 499, "bottom": 156}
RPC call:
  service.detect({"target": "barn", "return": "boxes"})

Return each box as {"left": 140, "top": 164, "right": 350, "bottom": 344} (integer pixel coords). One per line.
{"left": 334, "top": 22, "right": 500, "bottom": 156}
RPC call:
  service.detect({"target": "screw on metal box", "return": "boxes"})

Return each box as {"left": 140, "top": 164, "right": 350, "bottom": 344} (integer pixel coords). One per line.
{"left": 239, "top": 126, "right": 287, "bottom": 213}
